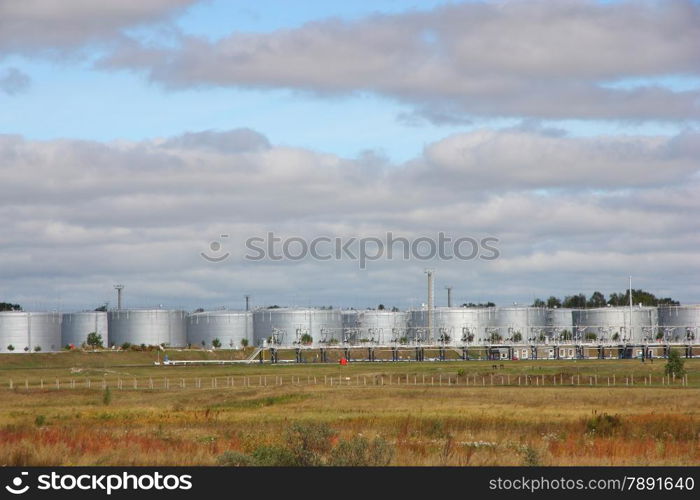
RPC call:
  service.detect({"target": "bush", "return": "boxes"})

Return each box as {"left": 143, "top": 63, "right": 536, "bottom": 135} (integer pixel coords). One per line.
{"left": 33, "top": 345, "right": 41, "bottom": 352}
{"left": 284, "top": 422, "right": 336, "bottom": 466}
{"left": 521, "top": 445, "right": 540, "bottom": 466}
{"left": 251, "top": 445, "right": 298, "bottom": 466}
{"left": 586, "top": 413, "right": 622, "bottom": 436}
{"left": 216, "top": 422, "right": 396, "bottom": 467}
{"left": 216, "top": 451, "right": 257, "bottom": 467}
{"left": 121, "top": 342, "right": 131, "bottom": 350}
{"left": 212, "top": 338, "right": 221, "bottom": 349}
{"left": 6, "top": 344, "right": 14, "bottom": 352}
{"left": 86, "top": 332, "right": 103, "bottom": 348}
{"left": 34, "top": 415, "right": 46, "bottom": 427}
{"left": 665, "top": 350, "right": 686, "bottom": 378}
{"left": 240, "top": 338, "right": 249, "bottom": 347}
{"left": 329, "top": 436, "right": 393, "bottom": 466}
{"left": 103, "top": 387, "right": 112, "bottom": 406}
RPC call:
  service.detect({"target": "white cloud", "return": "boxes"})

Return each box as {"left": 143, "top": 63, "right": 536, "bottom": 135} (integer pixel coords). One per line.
{"left": 1, "top": 128, "right": 699, "bottom": 309}
{"left": 0, "top": 0, "right": 198, "bottom": 55}
{"left": 100, "top": 0, "right": 700, "bottom": 121}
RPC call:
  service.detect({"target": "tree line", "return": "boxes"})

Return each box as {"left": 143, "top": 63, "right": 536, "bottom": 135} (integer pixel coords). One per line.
{"left": 531, "top": 289, "right": 679, "bottom": 309}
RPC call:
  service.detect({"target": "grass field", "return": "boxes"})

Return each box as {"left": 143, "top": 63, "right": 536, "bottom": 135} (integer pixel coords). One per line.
{"left": 0, "top": 350, "right": 697, "bottom": 466}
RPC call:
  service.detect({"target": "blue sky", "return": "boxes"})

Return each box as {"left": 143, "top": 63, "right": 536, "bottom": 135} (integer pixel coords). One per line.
{"left": 1, "top": 0, "right": 697, "bottom": 163}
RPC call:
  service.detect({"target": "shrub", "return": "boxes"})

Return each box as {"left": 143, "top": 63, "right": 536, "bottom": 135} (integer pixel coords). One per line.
{"left": 665, "top": 350, "right": 686, "bottom": 378}
{"left": 284, "top": 422, "right": 336, "bottom": 466}
{"left": 103, "top": 387, "right": 112, "bottom": 406}
{"left": 329, "top": 436, "right": 393, "bottom": 466}
{"left": 240, "top": 338, "right": 249, "bottom": 347}
{"left": 586, "top": 413, "right": 622, "bottom": 436}
{"left": 521, "top": 445, "right": 540, "bottom": 466}
{"left": 121, "top": 342, "right": 131, "bottom": 350}
{"left": 34, "top": 415, "right": 46, "bottom": 427}
{"left": 251, "top": 445, "right": 298, "bottom": 466}
{"left": 216, "top": 451, "right": 257, "bottom": 467}
{"left": 33, "top": 345, "right": 41, "bottom": 352}
{"left": 86, "top": 332, "right": 103, "bottom": 348}
{"left": 212, "top": 338, "right": 221, "bottom": 349}
{"left": 6, "top": 344, "right": 14, "bottom": 352}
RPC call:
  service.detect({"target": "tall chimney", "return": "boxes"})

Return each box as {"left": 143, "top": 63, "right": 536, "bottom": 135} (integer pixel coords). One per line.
{"left": 114, "top": 284, "right": 124, "bottom": 310}
{"left": 425, "top": 270, "right": 434, "bottom": 342}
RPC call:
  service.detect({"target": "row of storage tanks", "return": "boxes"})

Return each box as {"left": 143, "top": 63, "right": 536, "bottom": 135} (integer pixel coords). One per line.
{"left": 0, "top": 305, "right": 699, "bottom": 352}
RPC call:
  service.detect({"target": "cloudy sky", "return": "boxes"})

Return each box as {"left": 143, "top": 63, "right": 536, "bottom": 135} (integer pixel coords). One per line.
{"left": 1, "top": 0, "right": 699, "bottom": 311}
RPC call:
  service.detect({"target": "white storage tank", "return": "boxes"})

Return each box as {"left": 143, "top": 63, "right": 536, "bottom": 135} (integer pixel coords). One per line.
{"left": 352, "top": 310, "right": 408, "bottom": 344}
{"left": 408, "top": 307, "right": 482, "bottom": 344}
{"left": 0, "top": 312, "right": 62, "bottom": 352}
{"left": 187, "top": 310, "right": 253, "bottom": 348}
{"left": 108, "top": 309, "right": 187, "bottom": 347}
{"left": 61, "top": 312, "right": 108, "bottom": 348}
{"left": 482, "top": 307, "right": 548, "bottom": 343}
{"left": 573, "top": 306, "right": 658, "bottom": 343}
{"left": 545, "top": 308, "right": 576, "bottom": 341}
{"left": 658, "top": 305, "right": 700, "bottom": 342}
{"left": 252, "top": 308, "right": 342, "bottom": 346}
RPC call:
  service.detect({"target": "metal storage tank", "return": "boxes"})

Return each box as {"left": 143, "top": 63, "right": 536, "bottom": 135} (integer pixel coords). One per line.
{"left": 351, "top": 310, "right": 408, "bottom": 344}
{"left": 482, "top": 307, "right": 548, "bottom": 343}
{"left": 573, "top": 307, "right": 658, "bottom": 343}
{"left": 341, "top": 310, "right": 359, "bottom": 343}
{"left": 187, "top": 310, "right": 253, "bottom": 348}
{"left": 61, "top": 312, "right": 108, "bottom": 348}
{"left": 658, "top": 305, "right": 700, "bottom": 342}
{"left": 0, "top": 312, "right": 61, "bottom": 353}
{"left": 253, "top": 308, "right": 343, "bottom": 346}
{"left": 545, "top": 308, "right": 575, "bottom": 341}
{"left": 408, "top": 307, "right": 481, "bottom": 344}
{"left": 108, "top": 309, "right": 187, "bottom": 347}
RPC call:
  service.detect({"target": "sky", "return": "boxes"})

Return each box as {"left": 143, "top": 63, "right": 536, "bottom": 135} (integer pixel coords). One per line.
{"left": 0, "top": 0, "right": 699, "bottom": 312}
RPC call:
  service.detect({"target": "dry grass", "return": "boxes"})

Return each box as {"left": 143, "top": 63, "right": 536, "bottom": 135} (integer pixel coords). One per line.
{"left": 0, "top": 354, "right": 697, "bottom": 466}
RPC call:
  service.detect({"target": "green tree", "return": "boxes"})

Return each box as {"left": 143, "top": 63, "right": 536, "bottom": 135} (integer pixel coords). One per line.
{"left": 33, "top": 345, "right": 42, "bottom": 352}
{"left": 241, "top": 338, "right": 249, "bottom": 347}
{"left": 665, "top": 350, "right": 686, "bottom": 378}
{"left": 512, "top": 332, "right": 523, "bottom": 342}
{"left": 563, "top": 294, "right": 586, "bottom": 308}
{"left": 0, "top": 302, "right": 21, "bottom": 311}
{"left": 211, "top": 338, "right": 222, "bottom": 349}
{"left": 546, "top": 296, "right": 562, "bottom": 308}
{"left": 532, "top": 298, "right": 546, "bottom": 307}
{"left": 7, "top": 344, "right": 14, "bottom": 352}
{"left": 377, "top": 304, "right": 385, "bottom": 310}
{"left": 300, "top": 333, "right": 313, "bottom": 345}
{"left": 587, "top": 291, "right": 607, "bottom": 308}
{"left": 86, "top": 331, "right": 103, "bottom": 348}
{"left": 94, "top": 304, "right": 108, "bottom": 312}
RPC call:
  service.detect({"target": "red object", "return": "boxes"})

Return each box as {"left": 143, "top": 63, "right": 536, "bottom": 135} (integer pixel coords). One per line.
{"left": 339, "top": 358, "right": 348, "bottom": 365}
